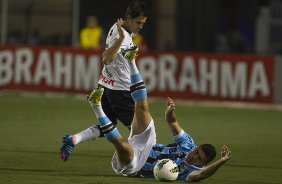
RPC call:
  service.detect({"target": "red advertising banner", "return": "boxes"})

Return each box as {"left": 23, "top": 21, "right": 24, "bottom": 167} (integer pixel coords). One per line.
{"left": 0, "top": 46, "right": 274, "bottom": 103}
{"left": 138, "top": 52, "right": 274, "bottom": 103}
{"left": 0, "top": 45, "right": 103, "bottom": 94}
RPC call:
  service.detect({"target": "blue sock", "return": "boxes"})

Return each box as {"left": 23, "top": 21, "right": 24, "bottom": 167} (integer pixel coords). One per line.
{"left": 98, "top": 116, "right": 121, "bottom": 141}
{"left": 130, "top": 73, "right": 147, "bottom": 101}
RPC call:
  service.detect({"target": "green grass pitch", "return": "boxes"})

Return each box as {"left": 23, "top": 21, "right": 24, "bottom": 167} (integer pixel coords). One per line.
{"left": 0, "top": 94, "right": 282, "bottom": 184}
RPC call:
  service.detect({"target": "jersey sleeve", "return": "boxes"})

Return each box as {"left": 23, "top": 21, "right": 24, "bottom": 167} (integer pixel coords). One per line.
{"left": 105, "top": 26, "right": 119, "bottom": 50}
{"left": 185, "top": 166, "right": 202, "bottom": 181}
{"left": 173, "top": 130, "right": 197, "bottom": 151}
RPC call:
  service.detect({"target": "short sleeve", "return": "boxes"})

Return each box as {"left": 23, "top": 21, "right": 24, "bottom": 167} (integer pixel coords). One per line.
{"left": 173, "top": 130, "right": 197, "bottom": 151}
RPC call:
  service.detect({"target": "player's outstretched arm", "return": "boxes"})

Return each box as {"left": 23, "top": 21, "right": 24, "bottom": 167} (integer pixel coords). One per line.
{"left": 165, "top": 97, "right": 183, "bottom": 136}
{"left": 187, "top": 145, "right": 232, "bottom": 182}
{"left": 102, "top": 18, "right": 124, "bottom": 65}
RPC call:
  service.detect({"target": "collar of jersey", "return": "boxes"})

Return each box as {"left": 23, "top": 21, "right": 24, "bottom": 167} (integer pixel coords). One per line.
{"left": 122, "top": 26, "right": 132, "bottom": 35}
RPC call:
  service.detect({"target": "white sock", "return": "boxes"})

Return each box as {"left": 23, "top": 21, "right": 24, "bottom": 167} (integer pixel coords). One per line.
{"left": 74, "top": 125, "right": 101, "bottom": 145}
{"left": 129, "top": 61, "right": 139, "bottom": 75}
{"left": 92, "top": 105, "right": 106, "bottom": 118}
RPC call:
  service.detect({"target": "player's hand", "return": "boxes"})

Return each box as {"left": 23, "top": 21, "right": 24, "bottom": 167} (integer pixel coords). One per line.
{"left": 165, "top": 97, "right": 176, "bottom": 123}
{"left": 166, "top": 97, "right": 176, "bottom": 112}
{"left": 220, "top": 145, "right": 232, "bottom": 162}
{"left": 117, "top": 18, "right": 125, "bottom": 40}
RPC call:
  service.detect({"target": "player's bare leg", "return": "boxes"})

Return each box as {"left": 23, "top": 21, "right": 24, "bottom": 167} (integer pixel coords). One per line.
{"left": 126, "top": 47, "right": 152, "bottom": 136}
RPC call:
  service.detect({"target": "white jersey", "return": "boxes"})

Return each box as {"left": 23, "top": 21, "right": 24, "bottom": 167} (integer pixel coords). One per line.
{"left": 98, "top": 23, "right": 135, "bottom": 91}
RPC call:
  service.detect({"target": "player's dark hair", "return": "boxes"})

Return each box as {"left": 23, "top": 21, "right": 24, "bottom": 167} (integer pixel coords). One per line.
{"left": 200, "top": 144, "right": 216, "bottom": 164}
{"left": 124, "top": 0, "right": 148, "bottom": 19}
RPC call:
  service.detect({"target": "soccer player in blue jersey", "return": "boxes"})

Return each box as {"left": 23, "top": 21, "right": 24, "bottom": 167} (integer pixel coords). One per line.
{"left": 77, "top": 47, "right": 232, "bottom": 182}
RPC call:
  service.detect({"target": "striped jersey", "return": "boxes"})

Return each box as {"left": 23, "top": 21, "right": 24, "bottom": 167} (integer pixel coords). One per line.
{"left": 137, "top": 130, "right": 203, "bottom": 181}
{"left": 98, "top": 23, "right": 135, "bottom": 91}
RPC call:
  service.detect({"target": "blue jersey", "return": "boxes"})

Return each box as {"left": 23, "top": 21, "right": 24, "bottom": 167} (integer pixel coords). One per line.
{"left": 137, "top": 131, "right": 202, "bottom": 181}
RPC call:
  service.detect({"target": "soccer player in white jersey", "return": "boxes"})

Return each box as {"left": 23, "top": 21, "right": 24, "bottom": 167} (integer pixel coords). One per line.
{"left": 79, "top": 46, "right": 232, "bottom": 181}
{"left": 60, "top": 1, "right": 148, "bottom": 161}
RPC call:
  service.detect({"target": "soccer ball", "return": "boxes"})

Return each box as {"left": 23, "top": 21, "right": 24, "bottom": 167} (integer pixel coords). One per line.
{"left": 153, "top": 159, "right": 179, "bottom": 181}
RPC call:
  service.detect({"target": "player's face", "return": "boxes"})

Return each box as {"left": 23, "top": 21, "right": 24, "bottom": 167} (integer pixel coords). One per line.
{"left": 128, "top": 16, "right": 147, "bottom": 33}
{"left": 185, "top": 147, "right": 208, "bottom": 167}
